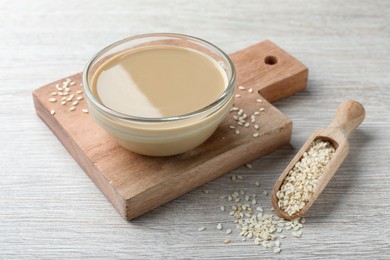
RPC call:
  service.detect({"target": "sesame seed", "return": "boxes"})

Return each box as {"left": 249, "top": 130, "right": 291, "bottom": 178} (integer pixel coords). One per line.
{"left": 226, "top": 229, "right": 232, "bottom": 235}
{"left": 70, "top": 81, "right": 76, "bottom": 86}
{"left": 229, "top": 125, "right": 235, "bottom": 129}
{"left": 76, "top": 90, "right": 83, "bottom": 94}
{"left": 253, "top": 133, "right": 260, "bottom": 138}
{"left": 203, "top": 189, "right": 209, "bottom": 194}
{"left": 244, "top": 122, "right": 250, "bottom": 127}
{"left": 259, "top": 107, "right": 265, "bottom": 112}
{"left": 236, "top": 175, "right": 244, "bottom": 180}
{"left": 51, "top": 92, "right": 57, "bottom": 96}
{"left": 220, "top": 206, "right": 225, "bottom": 212}
{"left": 235, "top": 94, "right": 241, "bottom": 98}
{"left": 248, "top": 88, "right": 254, "bottom": 93}
{"left": 238, "top": 86, "right": 246, "bottom": 90}
{"left": 254, "top": 124, "right": 260, "bottom": 130}
{"left": 235, "top": 130, "right": 240, "bottom": 135}
{"left": 223, "top": 239, "right": 231, "bottom": 244}
{"left": 256, "top": 99, "right": 263, "bottom": 103}
{"left": 48, "top": 98, "right": 56, "bottom": 103}
{"left": 50, "top": 110, "right": 55, "bottom": 115}
{"left": 217, "top": 223, "right": 223, "bottom": 230}
{"left": 76, "top": 96, "right": 83, "bottom": 101}
{"left": 61, "top": 101, "right": 67, "bottom": 105}
{"left": 245, "top": 164, "right": 253, "bottom": 169}
{"left": 72, "top": 101, "right": 79, "bottom": 106}
{"left": 198, "top": 226, "right": 206, "bottom": 231}
{"left": 274, "top": 248, "right": 282, "bottom": 253}
{"left": 254, "top": 111, "right": 260, "bottom": 116}
{"left": 69, "top": 106, "right": 76, "bottom": 111}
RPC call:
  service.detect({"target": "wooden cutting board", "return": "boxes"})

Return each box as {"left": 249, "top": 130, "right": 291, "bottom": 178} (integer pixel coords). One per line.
{"left": 33, "top": 40, "right": 308, "bottom": 220}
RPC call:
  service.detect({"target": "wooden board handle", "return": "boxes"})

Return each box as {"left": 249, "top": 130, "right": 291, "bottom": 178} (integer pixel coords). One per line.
{"left": 330, "top": 100, "right": 366, "bottom": 137}
{"left": 230, "top": 40, "right": 308, "bottom": 102}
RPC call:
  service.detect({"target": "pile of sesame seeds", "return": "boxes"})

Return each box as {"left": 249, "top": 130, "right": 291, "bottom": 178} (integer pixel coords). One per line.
{"left": 276, "top": 139, "right": 336, "bottom": 216}
{"left": 47, "top": 78, "right": 88, "bottom": 115}
{"left": 229, "top": 86, "right": 265, "bottom": 138}
{"left": 198, "top": 164, "right": 305, "bottom": 254}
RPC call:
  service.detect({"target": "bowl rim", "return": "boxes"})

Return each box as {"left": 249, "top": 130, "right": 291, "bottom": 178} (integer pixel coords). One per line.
{"left": 82, "top": 33, "right": 236, "bottom": 123}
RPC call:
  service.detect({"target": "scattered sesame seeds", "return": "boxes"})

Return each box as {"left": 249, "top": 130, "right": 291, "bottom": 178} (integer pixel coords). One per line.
{"left": 203, "top": 189, "right": 209, "bottom": 194}
{"left": 198, "top": 226, "right": 206, "bottom": 231}
{"left": 235, "top": 94, "right": 241, "bottom": 98}
{"left": 61, "top": 101, "right": 67, "bottom": 105}
{"left": 259, "top": 107, "right": 265, "bottom": 112}
{"left": 235, "top": 130, "right": 240, "bottom": 135}
{"left": 292, "top": 230, "right": 303, "bottom": 238}
{"left": 217, "top": 223, "right": 223, "bottom": 230}
{"left": 253, "top": 133, "right": 260, "bottom": 138}
{"left": 263, "top": 191, "right": 268, "bottom": 196}
{"left": 69, "top": 106, "right": 76, "bottom": 112}
{"left": 248, "top": 88, "right": 254, "bottom": 93}
{"left": 72, "top": 101, "right": 79, "bottom": 106}
{"left": 238, "top": 86, "right": 246, "bottom": 90}
{"left": 255, "top": 181, "right": 260, "bottom": 187}
{"left": 223, "top": 239, "right": 231, "bottom": 244}
{"left": 76, "top": 90, "right": 83, "bottom": 94}
{"left": 256, "top": 99, "right": 263, "bottom": 103}
{"left": 226, "top": 229, "right": 232, "bottom": 235}
{"left": 48, "top": 98, "right": 57, "bottom": 103}
{"left": 76, "top": 96, "right": 83, "bottom": 101}
{"left": 229, "top": 125, "right": 236, "bottom": 129}
{"left": 51, "top": 92, "right": 57, "bottom": 96}
{"left": 220, "top": 206, "right": 225, "bottom": 212}
{"left": 254, "top": 124, "right": 260, "bottom": 130}
{"left": 50, "top": 110, "right": 55, "bottom": 115}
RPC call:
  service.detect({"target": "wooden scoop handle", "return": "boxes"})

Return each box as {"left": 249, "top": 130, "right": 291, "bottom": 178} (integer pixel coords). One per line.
{"left": 330, "top": 100, "right": 366, "bottom": 137}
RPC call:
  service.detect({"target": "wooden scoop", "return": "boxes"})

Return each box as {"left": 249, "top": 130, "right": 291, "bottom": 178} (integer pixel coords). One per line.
{"left": 272, "top": 100, "right": 366, "bottom": 220}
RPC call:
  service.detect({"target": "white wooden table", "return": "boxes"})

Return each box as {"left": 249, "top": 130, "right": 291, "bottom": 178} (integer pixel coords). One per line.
{"left": 1, "top": 1, "right": 389, "bottom": 258}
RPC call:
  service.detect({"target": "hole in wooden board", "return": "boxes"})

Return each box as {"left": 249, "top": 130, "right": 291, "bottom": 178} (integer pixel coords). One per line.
{"left": 264, "top": 56, "right": 278, "bottom": 65}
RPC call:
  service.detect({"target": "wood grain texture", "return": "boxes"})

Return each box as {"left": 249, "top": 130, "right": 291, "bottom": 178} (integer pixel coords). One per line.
{"left": 32, "top": 40, "right": 306, "bottom": 220}
{"left": 1, "top": 0, "right": 389, "bottom": 259}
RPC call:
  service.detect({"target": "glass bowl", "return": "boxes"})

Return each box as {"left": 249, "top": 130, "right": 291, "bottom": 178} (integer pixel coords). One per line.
{"left": 82, "top": 33, "right": 236, "bottom": 156}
